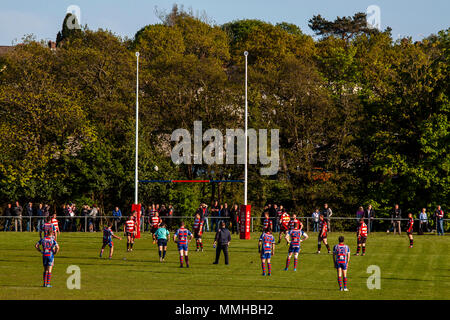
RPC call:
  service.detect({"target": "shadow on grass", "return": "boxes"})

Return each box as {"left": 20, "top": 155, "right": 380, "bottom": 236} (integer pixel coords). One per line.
{"left": 383, "top": 277, "right": 434, "bottom": 282}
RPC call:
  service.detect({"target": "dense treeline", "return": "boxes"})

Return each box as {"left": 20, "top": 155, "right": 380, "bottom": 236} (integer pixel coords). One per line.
{"left": 0, "top": 6, "right": 448, "bottom": 217}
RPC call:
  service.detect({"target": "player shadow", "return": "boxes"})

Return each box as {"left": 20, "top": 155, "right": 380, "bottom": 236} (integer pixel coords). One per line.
{"left": 0, "top": 284, "right": 44, "bottom": 289}
{"left": 382, "top": 277, "right": 434, "bottom": 282}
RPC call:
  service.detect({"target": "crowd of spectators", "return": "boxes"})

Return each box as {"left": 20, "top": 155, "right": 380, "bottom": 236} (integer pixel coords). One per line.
{"left": 1, "top": 200, "right": 446, "bottom": 235}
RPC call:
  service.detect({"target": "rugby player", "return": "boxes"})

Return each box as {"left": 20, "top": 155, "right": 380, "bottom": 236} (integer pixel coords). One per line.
{"left": 288, "top": 213, "right": 301, "bottom": 231}
{"left": 154, "top": 223, "right": 170, "bottom": 262}
{"left": 285, "top": 223, "right": 308, "bottom": 271}
{"left": 278, "top": 210, "right": 290, "bottom": 244}
{"left": 40, "top": 216, "right": 56, "bottom": 239}
{"left": 35, "top": 231, "right": 59, "bottom": 287}
{"left": 262, "top": 212, "right": 273, "bottom": 233}
{"left": 333, "top": 236, "right": 350, "bottom": 291}
{"left": 173, "top": 221, "right": 194, "bottom": 268}
{"left": 51, "top": 213, "right": 60, "bottom": 240}
{"left": 317, "top": 214, "right": 331, "bottom": 254}
{"left": 100, "top": 223, "right": 122, "bottom": 259}
{"left": 355, "top": 218, "right": 368, "bottom": 256}
{"left": 406, "top": 213, "right": 414, "bottom": 248}
{"left": 125, "top": 214, "right": 137, "bottom": 252}
{"left": 258, "top": 228, "right": 275, "bottom": 276}
{"left": 150, "top": 211, "right": 162, "bottom": 243}
{"left": 193, "top": 213, "right": 204, "bottom": 252}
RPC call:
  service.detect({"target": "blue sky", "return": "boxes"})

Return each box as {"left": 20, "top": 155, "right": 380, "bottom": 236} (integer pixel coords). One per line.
{"left": 0, "top": 0, "right": 448, "bottom": 45}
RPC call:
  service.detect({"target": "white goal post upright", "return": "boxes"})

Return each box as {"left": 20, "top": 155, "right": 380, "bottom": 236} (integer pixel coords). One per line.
{"left": 244, "top": 51, "right": 248, "bottom": 206}
{"left": 135, "top": 52, "right": 139, "bottom": 205}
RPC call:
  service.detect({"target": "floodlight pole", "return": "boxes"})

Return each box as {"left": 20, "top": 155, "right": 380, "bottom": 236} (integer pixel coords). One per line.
{"left": 134, "top": 52, "right": 139, "bottom": 205}
{"left": 244, "top": 51, "right": 248, "bottom": 206}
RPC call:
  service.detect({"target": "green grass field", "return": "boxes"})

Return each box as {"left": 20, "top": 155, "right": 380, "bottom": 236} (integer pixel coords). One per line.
{"left": 0, "top": 231, "right": 448, "bottom": 300}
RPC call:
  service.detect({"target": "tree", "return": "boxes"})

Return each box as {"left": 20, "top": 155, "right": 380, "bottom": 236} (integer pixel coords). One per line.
{"left": 309, "top": 12, "right": 379, "bottom": 42}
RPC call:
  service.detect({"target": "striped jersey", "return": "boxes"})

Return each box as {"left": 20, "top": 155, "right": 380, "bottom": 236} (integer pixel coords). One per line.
{"left": 175, "top": 227, "right": 192, "bottom": 245}
{"left": 263, "top": 218, "right": 273, "bottom": 231}
{"left": 37, "top": 236, "right": 58, "bottom": 257}
{"left": 125, "top": 219, "right": 135, "bottom": 233}
{"left": 289, "top": 218, "right": 301, "bottom": 230}
{"left": 103, "top": 227, "right": 114, "bottom": 242}
{"left": 259, "top": 233, "right": 275, "bottom": 254}
{"left": 193, "top": 218, "right": 204, "bottom": 232}
{"left": 51, "top": 218, "right": 59, "bottom": 231}
{"left": 150, "top": 216, "right": 161, "bottom": 228}
{"left": 407, "top": 217, "right": 414, "bottom": 232}
{"left": 289, "top": 229, "right": 305, "bottom": 247}
{"left": 333, "top": 244, "right": 350, "bottom": 265}
{"left": 42, "top": 222, "right": 56, "bottom": 236}
{"left": 319, "top": 220, "right": 328, "bottom": 235}
{"left": 280, "top": 213, "right": 290, "bottom": 227}
{"left": 358, "top": 222, "right": 368, "bottom": 238}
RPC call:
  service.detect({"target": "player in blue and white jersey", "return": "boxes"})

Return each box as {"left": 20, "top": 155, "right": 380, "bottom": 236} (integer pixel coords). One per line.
{"left": 35, "top": 235, "right": 59, "bottom": 287}
{"left": 333, "top": 236, "right": 351, "bottom": 291}
{"left": 285, "top": 223, "right": 308, "bottom": 271}
{"left": 100, "top": 223, "right": 122, "bottom": 259}
{"left": 258, "top": 228, "right": 275, "bottom": 276}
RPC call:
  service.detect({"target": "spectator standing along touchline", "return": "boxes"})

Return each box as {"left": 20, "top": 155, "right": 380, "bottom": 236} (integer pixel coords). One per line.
{"left": 418, "top": 208, "right": 428, "bottom": 235}
{"left": 322, "top": 203, "right": 332, "bottom": 232}
{"left": 435, "top": 206, "right": 445, "bottom": 236}
{"left": 365, "top": 205, "right": 375, "bottom": 233}
{"left": 312, "top": 209, "right": 320, "bottom": 232}
{"left": 391, "top": 204, "right": 402, "bottom": 235}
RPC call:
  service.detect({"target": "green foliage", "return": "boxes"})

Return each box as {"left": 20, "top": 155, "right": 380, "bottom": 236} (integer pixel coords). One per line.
{"left": 0, "top": 7, "right": 448, "bottom": 218}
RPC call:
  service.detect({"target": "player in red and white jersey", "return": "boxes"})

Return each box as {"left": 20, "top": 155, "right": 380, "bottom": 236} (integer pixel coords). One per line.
{"left": 355, "top": 218, "right": 368, "bottom": 256}
{"left": 289, "top": 214, "right": 302, "bottom": 231}
{"left": 262, "top": 212, "right": 273, "bottom": 233}
{"left": 406, "top": 213, "right": 414, "bottom": 248}
{"left": 150, "top": 212, "right": 161, "bottom": 240}
{"left": 51, "top": 213, "right": 60, "bottom": 240}
{"left": 278, "top": 211, "right": 291, "bottom": 244}
{"left": 317, "top": 214, "right": 331, "bottom": 254}
{"left": 193, "top": 213, "right": 204, "bottom": 252}
{"left": 124, "top": 214, "right": 136, "bottom": 252}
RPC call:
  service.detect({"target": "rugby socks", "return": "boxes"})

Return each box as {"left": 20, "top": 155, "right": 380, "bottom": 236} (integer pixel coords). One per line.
{"left": 294, "top": 258, "right": 298, "bottom": 270}
{"left": 185, "top": 256, "right": 189, "bottom": 267}
{"left": 162, "top": 250, "right": 166, "bottom": 259}
{"left": 362, "top": 246, "right": 366, "bottom": 254}
{"left": 158, "top": 250, "right": 162, "bottom": 258}
{"left": 409, "top": 239, "right": 413, "bottom": 247}
{"left": 43, "top": 272, "right": 46, "bottom": 286}
{"left": 285, "top": 257, "right": 291, "bottom": 269}
{"left": 338, "top": 276, "right": 342, "bottom": 289}
{"left": 356, "top": 246, "right": 360, "bottom": 254}
{"left": 261, "top": 262, "right": 266, "bottom": 274}
{"left": 326, "top": 244, "right": 331, "bottom": 252}
{"left": 200, "top": 241, "right": 203, "bottom": 250}
{"left": 47, "top": 273, "right": 52, "bottom": 286}
{"left": 196, "top": 240, "right": 199, "bottom": 250}
{"left": 180, "top": 255, "right": 184, "bottom": 266}
{"left": 318, "top": 243, "right": 321, "bottom": 252}
{"left": 343, "top": 277, "right": 347, "bottom": 289}
{"left": 126, "top": 243, "right": 129, "bottom": 251}
{"left": 268, "top": 263, "right": 271, "bottom": 275}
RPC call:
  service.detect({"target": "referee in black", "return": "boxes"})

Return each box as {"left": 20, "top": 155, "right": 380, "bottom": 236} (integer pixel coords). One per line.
{"left": 213, "top": 221, "right": 231, "bottom": 265}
